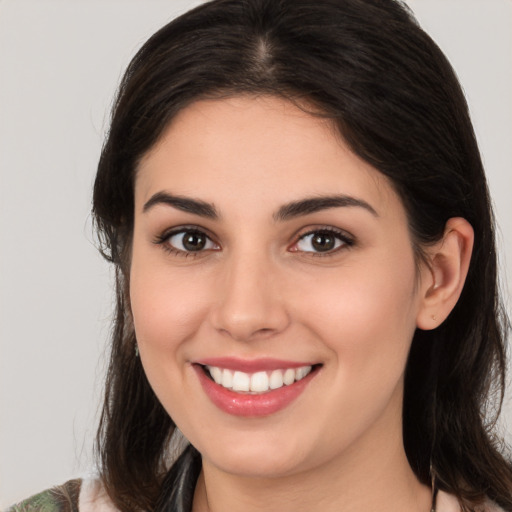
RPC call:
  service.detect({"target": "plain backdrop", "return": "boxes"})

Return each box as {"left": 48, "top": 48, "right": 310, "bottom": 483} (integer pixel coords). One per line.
{"left": 0, "top": 0, "right": 511, "bottom": 506}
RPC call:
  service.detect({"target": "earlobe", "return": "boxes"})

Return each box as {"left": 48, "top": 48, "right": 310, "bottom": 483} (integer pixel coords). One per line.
{"left": 416, "top": 217, "right": 474, "bottom": 330}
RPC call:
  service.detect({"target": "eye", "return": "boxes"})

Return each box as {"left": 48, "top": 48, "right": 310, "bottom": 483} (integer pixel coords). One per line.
{"left": 291, "top": 228, "right": 353, "bottom": 254}
{"left": 156, "top": 228, "right": 219, "bottom": 255}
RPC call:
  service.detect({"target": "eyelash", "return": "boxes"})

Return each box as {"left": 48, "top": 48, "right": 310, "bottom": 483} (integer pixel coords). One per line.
{"left": 291, "top": 227, "right": 355, "bottom": 257}
{"left": 153, "top": 226, "right": 355, "bottom": 258}
{"left": 153, "top": 226, "right": 219, "bottom": 258}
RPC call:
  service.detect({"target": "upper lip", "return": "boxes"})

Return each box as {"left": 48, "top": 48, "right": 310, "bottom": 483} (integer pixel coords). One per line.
{"left": 193, "top": 357, "right": 318, "bottom": 372}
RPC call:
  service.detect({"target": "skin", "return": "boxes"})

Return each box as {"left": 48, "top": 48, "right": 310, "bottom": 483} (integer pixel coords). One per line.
{"left": 130, "top": 96, "right": 473, "bottom": 512}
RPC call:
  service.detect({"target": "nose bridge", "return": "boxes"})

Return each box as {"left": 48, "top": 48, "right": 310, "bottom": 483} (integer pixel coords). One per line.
{"left": 211, "top": 244, "right": 289, "bottom": 341}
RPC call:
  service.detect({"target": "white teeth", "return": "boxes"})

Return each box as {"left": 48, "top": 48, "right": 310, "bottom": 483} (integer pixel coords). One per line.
{"left": 296, "top": 366, "right": 308, "bottom": 380}
{"left": 232, "top": 371, "right": 250, "bottom": 391}
{"left": 283, "top": 368, "right": 295, "bottom": 385}
{"left": 210, "top": 366, "right": 223, "bottom": 384}
{"left": 206, "top": 365, "right": 313, "bottom": 393}
{"left": 269, "top": 369, "right": 284, "bottom": 389}
{"left": 250, "top": 371, "right": 269, "bottom": 392}
{"left": 221, "top": 368, "right": 233, "bottom": 389}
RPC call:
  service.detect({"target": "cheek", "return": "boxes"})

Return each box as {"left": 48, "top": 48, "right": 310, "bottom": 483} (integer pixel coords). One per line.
{"left": 295, "top": 255, "right": 419, "bottom": 446}
{"left": 129, "top": 256, "right": 217, "bottom": 422}
{"left": 297, "top": 252, "right": 419, "bottom": 378}
{"left": 129, "top": 251, "right": 212, "bottom": 358}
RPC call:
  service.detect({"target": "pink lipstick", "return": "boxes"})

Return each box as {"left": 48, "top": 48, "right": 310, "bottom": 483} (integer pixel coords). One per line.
{"left": 193, "top": 358, "right": 320, "bottom": 417}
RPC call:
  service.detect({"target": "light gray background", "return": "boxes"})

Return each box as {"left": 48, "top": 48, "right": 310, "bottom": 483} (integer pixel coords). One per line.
{"left": 0, "top": 0, "right": 511, "bottom": 506}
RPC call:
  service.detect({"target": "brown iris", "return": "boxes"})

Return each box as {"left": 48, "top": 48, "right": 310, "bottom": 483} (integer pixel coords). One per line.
{"left": 311, "top": 232, "right": 337, "bottom": 252}
{"left": 182, "top": 231, "right": 207, "bottom": 251}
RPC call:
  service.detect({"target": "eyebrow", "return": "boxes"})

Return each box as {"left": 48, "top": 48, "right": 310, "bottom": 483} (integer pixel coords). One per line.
{"left": 273, "top": 195, "right": 378, "bottom": 221}
{"left": 143, "top": 192, "right": 219, "bottom": 219}
{"left": 142, "top": 191, "right": 378, "bottom": 221}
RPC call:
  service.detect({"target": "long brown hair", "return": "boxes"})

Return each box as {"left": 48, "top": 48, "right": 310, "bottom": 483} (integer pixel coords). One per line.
{"left": 93, "top": 1, "right": 512, "bottom": 510}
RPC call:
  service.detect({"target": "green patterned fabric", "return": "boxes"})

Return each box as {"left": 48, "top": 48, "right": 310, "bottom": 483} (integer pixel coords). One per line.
{"left": 6, "top": 479, "right": 82, "bottom": 512}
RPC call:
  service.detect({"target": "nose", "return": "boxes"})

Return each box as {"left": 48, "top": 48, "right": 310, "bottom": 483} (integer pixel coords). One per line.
{"left": 210, "top": 251, "right": 290, "bottom": 342}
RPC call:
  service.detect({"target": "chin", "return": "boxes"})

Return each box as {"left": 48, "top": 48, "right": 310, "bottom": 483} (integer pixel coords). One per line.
{"left": 205, "top": 448, "right": 307, "bottom": 479}
{"left": 193, "top": 427, "right": 313, "bottom": 478}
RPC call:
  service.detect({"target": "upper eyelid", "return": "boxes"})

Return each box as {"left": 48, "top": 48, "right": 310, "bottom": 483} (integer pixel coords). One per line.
{"left": 293, "top": 225, "right": 354, "bottom": 242}
{"left": 157, "top": 224, "right": 217, "bottom": 241}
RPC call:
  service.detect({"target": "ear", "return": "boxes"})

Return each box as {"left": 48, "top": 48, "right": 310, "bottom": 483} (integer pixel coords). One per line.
{"left": 416, "top": 217, "right": 474, "bottom": 330}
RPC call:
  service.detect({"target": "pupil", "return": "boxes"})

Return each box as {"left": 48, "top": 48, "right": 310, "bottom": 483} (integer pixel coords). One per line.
{"left": 312, "top": 233, "right": 334, "bottom": 252}
{"left": 183, "top": 232, "right": 206, "bottom": 251}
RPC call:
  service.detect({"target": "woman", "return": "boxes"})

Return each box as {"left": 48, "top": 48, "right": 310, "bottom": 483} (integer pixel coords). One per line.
{"left": 9, "top": 0, "right": 511, "bottom": 511}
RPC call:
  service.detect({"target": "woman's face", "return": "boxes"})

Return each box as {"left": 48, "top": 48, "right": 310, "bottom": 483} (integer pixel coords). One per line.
{"left": 130, "top": 96, "right": 430, "bottom": 478}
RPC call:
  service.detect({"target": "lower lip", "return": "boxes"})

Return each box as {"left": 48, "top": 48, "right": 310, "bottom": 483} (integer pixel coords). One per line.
{"left": 194, "top": 365, "right": 317, "bottom": 417}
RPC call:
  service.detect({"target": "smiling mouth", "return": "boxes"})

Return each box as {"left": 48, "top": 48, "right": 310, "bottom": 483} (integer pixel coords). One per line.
{"left": 199, "top": 364, "right": 321, "bottom": 394}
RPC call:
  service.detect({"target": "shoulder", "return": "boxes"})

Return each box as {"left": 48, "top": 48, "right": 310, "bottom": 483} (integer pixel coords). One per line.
{"left": 437, "top": 490, "right": 507, "bottom": 512}
{"left": 480, "top": 500, "right": 508, "bottom": 512}
{"left": 5, "top": 480, "right": 82, "bottom": 512}
{"left": 5, "top": 479, "right": 119, "bottom": 512}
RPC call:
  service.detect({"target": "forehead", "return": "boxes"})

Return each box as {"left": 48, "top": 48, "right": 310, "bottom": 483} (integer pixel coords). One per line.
{"left": 135, "top": 95, "right": 401, "bottom": 218}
